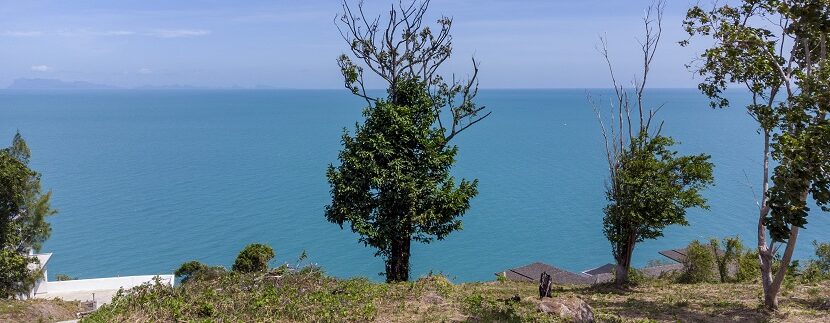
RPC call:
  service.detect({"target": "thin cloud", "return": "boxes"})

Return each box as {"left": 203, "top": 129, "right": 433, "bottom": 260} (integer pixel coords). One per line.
{"left": 2, "top": 29, "right": 208, "bottom": 38}
{"left": 138, "top": 68, "right": 153, "bottom": 74}
{"left": 147, "top": 29, "right": 210, "bottom": 38}
{"left": 2, "top": 30, "right": 43, "bottom": 37}
{"left": 31, "top": 65, "right": 51, "bottom": 72}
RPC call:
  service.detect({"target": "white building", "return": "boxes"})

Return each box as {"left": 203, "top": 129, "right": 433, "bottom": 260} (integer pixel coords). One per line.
{"left": 25, "top": 251, "right": 174, "bottom": 309}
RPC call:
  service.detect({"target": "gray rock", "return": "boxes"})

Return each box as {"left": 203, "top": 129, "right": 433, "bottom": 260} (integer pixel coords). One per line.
{"left": 819, "top": 299, "right": 830, "bottom": 311}
{"left": 536, "top": 296, "right": 594, "bottom": 323}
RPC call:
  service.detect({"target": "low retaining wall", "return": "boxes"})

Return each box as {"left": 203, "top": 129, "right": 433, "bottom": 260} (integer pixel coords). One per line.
{"left": 45, "top": 275, "right": 175, "bottom": 294}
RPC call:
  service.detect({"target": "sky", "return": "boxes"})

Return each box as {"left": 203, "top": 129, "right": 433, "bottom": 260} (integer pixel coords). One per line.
{"left": 0, "top": 0, "right": 714, "bottom": 89}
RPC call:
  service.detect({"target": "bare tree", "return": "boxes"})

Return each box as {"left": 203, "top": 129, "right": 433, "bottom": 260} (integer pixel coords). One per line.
{"left": 591, "top": 1, "right": 714, "bottom": 286}
{"left": 335, "top": 0, "right": 490, "bottom": 142}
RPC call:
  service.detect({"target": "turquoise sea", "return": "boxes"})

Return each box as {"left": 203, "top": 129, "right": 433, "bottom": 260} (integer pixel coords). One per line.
{"left": 1, "top": 89, "right": 828, "bottom": 282}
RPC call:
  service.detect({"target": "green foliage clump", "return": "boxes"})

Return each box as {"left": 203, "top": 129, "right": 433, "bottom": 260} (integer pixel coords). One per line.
{"left": 175, "top": 260, "right": 226, "bottom": 283}
{"left": 679, "top": 240, "right": 717, "bottom": 284}
{"left": 798, "top": 241, "right": 830, "bottom": 283}
{"left": 232, "top": 244, "right": 275, "bottom": 273}
{"left": 0, "top": 250, "right": 39, "bottom": 298}
{"left": 735, "top": 250, "right": 760, "bottom": 283}
{"left": 54, "top": 274, "right": 75, "bottom": 281}
{"left": 812, "top": 240, "right": 830, "bottom": 275}
{"left": 710, "top": 236, "right": 744, "bottom": 283}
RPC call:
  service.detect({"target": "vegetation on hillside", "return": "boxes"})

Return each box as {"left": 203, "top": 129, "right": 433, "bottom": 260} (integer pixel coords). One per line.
{"left": 82, "top": 264, "right": 830, "bottom": 323}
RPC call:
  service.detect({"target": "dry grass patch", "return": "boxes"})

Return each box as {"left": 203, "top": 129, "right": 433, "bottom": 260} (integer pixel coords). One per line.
{"left": 0, "top": 298, "right": 81, "bottom": 323}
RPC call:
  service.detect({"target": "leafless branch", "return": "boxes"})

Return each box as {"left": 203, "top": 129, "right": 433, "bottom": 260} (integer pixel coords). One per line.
{"left": 336, "top": 0, "right": 489, "bottom": 143}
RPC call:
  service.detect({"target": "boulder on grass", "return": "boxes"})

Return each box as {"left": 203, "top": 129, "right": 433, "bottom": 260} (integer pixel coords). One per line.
{"left": 536, "top": 297, "right": 594, "bottom": 323}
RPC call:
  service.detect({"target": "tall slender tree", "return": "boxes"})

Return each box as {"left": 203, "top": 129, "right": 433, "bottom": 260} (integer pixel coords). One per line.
{"left": 683, "top": 0, "right": 829, "bottom": 310}
{"left": 328, "top": 0, "right": 489, "bottom": 282}
{"left": 0, "top": 132, "right": 57, "bottom": 298}
{"left": 592, "top": 1, "right": 714, "bottom": 286}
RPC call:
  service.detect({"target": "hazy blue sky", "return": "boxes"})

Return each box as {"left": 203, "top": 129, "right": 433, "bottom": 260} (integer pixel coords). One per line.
{"left": 0, "top": 0, "right": 711, "bottom": 88}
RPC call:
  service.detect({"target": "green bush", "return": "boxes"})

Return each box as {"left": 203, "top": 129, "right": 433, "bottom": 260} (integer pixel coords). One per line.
{"left": 232, "top": 243, "right": 275, "bottom": 273}
{"left": 710, "top": 236, "right": 743, "bottom": 283}
{"left": 813, "top": 240, "right": 830, "bottom": 274}
{"left": 734, "top": 250, "right": 760, "bottom": 282}
{"left": 55, "top": 274, "right": 75, "bottom": 281}
{"left": 679, "top": 240, "right": 716, "bottom": 283}
{"left": 627, "top": 267, "right": 646, "bottom": 285}
{"left": 799, "top": 241, "right": 830, "bottom": 283}
{"left": 0, "top": 250, "right": 39, "bottom": 298}
{"left": 175, "top": 260, "right": 226, "bottom": 283}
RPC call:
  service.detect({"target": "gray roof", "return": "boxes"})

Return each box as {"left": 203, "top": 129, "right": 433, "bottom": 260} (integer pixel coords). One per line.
{"left": 496, "top": 262, "right": 595, "bottom": 285}
{"left": 659, "top": 246, "right": 724, "bottom": 263}
{"left": 641, "top": 263, "right": 683, "bottom": 277}
{"left": 582, "top": 263, "right": 615, "bottom": 276}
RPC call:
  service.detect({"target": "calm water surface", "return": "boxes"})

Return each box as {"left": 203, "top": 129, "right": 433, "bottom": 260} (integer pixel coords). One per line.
{"left": 0, "top": 89, "right": 827, "bottom": 282}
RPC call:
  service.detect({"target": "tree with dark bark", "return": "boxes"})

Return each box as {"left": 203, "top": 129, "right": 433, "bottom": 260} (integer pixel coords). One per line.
{"left": 328, "top": 1, "right": 487, "bottom": 283}
{"left": 683, "top": 0, "right": 830, "bottom": 311}
{"left": 592, "top": 1, "right": 715, "bottom": 287}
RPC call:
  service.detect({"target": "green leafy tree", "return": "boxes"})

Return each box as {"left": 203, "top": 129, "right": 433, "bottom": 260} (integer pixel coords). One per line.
{"left": 330, "top": 0, "right": 489, "bottom": 282}
{"left": 591, "top": 1, "right": 715, "bottom": 286}
{"left": 0, "top": 132, "right": 56, "bottom": 298}
{"left": 326, "top": 79, "right": 477, "bottom": 282}
{"left": 683, "top": 0, "right": 830, "bottom": 310}
{"left": 232, "top": 243, "right": 274, "bottom": 273}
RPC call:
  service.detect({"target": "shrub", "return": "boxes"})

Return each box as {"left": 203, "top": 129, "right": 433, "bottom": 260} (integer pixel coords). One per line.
{"left": 55, "top": 274, "right": 75, "bottom": 281}
{"left": 679, "top": 240, "right": 716, "bottom": 283}
{"left": 813, "top": 240, "right": 830, "bottom": 274}
{"left": 175, "top": 260, "right": 226, "bottom": 283}
{"left": 0, "top": 250, "right": 39, "bottom": 298}
{"left": 710, "top": 236, "right": 744, "bottom": 283}
{"left": 232, "top": 244, "right": 275, "bottom": 273}
{"left": 735, "top": 250, "right": 760, "bottom": 283}
{"left": 800, "top": 241, "right": 830, "bottom": 283}
{"left": 627, "top": 267, "right": 646, "bottom": 285}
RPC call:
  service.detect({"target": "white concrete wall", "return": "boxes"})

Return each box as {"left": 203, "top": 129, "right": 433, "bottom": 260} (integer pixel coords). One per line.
{"left": 45, "top": 275, "right": 174, "bottom": 294}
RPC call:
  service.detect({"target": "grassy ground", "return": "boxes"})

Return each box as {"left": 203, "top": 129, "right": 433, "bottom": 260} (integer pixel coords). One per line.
{"left": 0, "top": 298, "right": 81, "bottom": 323}
{"left": 81, "top": 268, "right": 830, "bottom": 322}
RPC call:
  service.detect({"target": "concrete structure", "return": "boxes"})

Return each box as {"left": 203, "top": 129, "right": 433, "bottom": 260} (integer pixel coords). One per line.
{"left": 24, "top": 252, "right": 175, "bottom": 308}
{"left": 28, "top": 252, "right": 52, "bottom": 296}
{"left": 35, "top": 275, "right": 175, "bottom": 307}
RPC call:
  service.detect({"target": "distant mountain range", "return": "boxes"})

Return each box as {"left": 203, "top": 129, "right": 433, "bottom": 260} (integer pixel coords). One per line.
{"left": 8, "top": 78, "right": 121, "bottom": 90}
{"left": 6, "top": 78, "right": 282, "bottom": 90}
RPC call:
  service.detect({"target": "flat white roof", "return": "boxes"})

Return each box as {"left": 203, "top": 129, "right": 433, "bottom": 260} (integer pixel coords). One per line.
{"left": 27, "top": 253, "right": 52, "bottom": 271}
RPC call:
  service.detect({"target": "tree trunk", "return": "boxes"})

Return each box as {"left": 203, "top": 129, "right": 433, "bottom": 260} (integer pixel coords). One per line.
{"left": 386, "top": 236, "right": 411, "bottom": 282}
{"left": 614, "top": 232, "right": 636, "bottom": 286}
{"left": 757, "top": 129, "right": 806, "bottom": 311}
{"left": 614, "top": 260, "right": 630, "bottom": 286}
